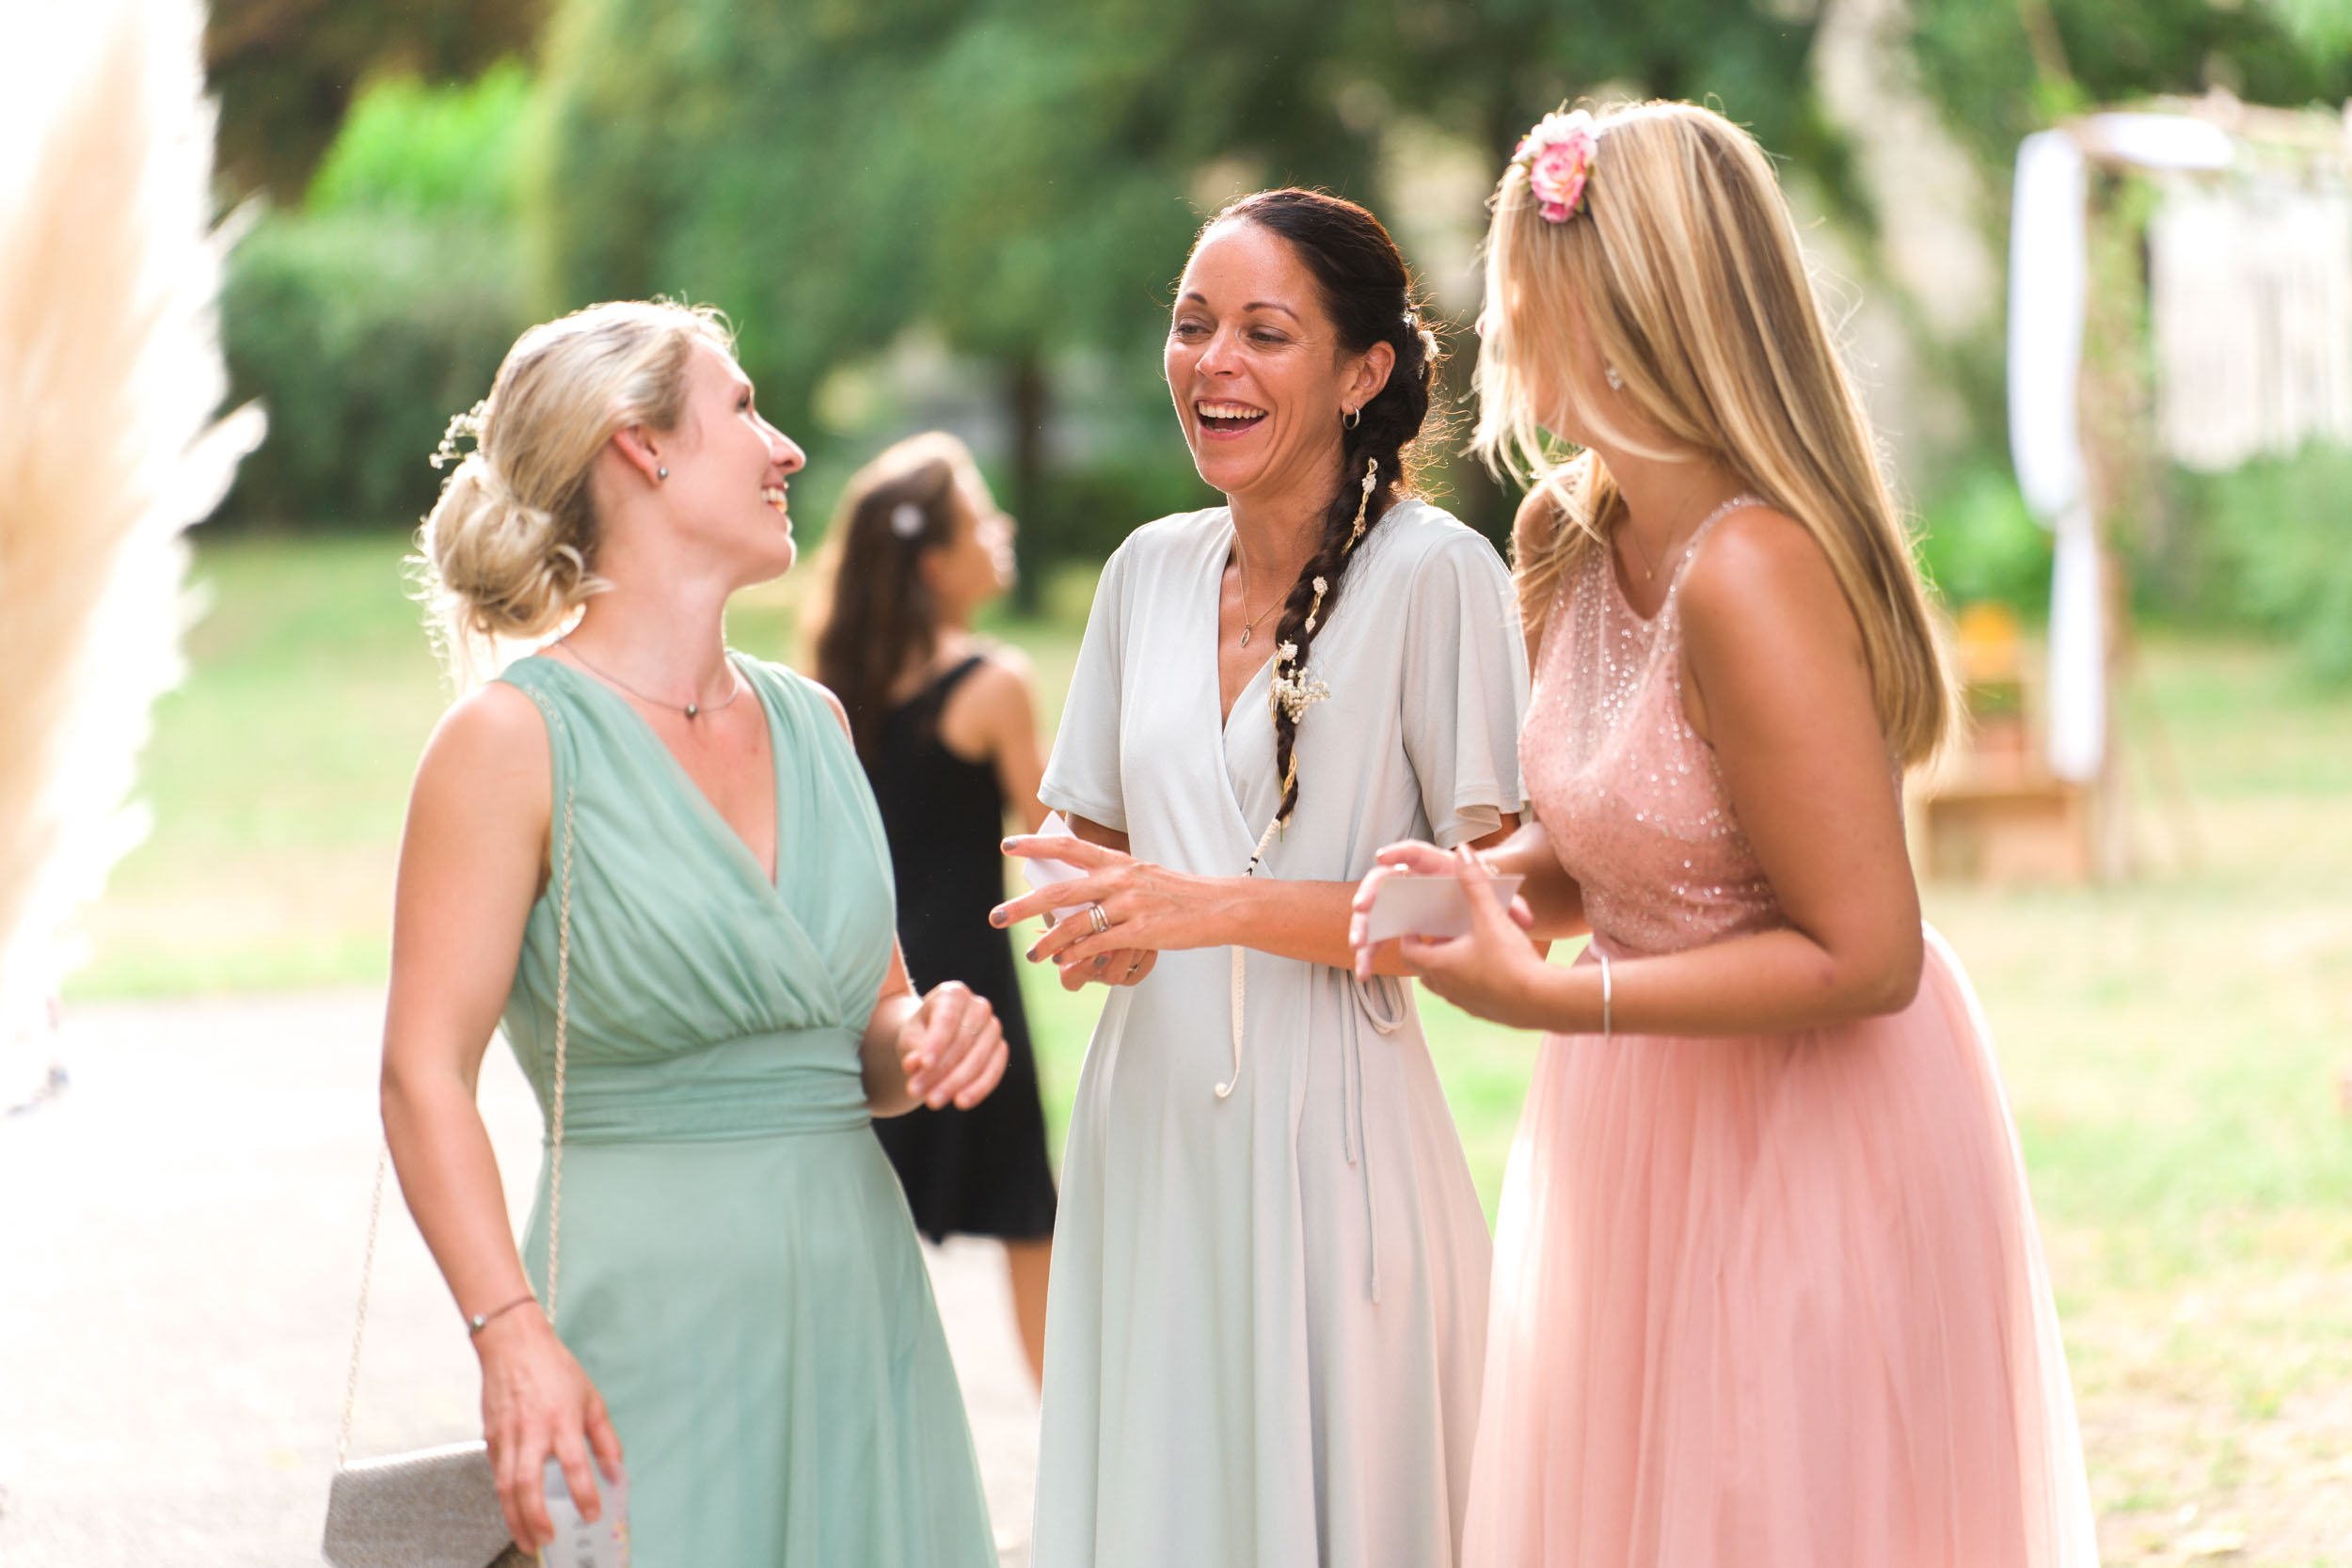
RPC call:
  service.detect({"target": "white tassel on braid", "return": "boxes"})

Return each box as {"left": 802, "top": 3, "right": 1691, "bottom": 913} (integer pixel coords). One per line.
{"left": 1217, "top": 457, "right": 1381, "bottom": 1101}
{"left": 0, "top": 0, "right": 262, "bottom": 1056}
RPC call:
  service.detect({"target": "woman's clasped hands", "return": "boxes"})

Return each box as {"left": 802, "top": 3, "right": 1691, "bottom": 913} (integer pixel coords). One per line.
{"left": 1349, "top": 842, "right": 1553, "bottom": 1028}
{"left": 990, "top": 833, "right": 1185, "bottom": 991}
{"left": 898, "top": 979, "right": 1009, "bottom": 1111}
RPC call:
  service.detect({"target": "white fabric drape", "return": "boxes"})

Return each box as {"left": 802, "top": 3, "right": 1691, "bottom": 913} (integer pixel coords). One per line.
{"left": 2005, "top": 129, "right": 2105, "bottom": 783}
{"left": 2149, "top": 182, "right": 2352, "bottom": 471}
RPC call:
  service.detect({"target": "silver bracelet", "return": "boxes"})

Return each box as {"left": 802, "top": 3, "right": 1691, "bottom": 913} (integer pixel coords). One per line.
{"left": 1597, "top": 950, "right": 1613, "bottom": 1040}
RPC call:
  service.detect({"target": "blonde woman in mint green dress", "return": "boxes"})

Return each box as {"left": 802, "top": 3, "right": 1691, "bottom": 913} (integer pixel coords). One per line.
{"left": 381, "top": 301, "right": 1003, "bottom": 1564}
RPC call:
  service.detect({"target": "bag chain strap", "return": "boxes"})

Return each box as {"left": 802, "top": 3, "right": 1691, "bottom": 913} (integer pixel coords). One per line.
{"left": 336, "top": 786, "right": 576, "bottom": 1467}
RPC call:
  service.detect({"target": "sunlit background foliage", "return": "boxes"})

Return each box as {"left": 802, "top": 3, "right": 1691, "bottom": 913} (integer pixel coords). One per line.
{"left": 201, "top": 0, "right": 2352, "bottom": 665}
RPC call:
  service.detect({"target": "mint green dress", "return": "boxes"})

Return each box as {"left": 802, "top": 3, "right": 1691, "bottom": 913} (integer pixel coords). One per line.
{"left": 493, "top": 653, "right": 995, "bottom": 1568}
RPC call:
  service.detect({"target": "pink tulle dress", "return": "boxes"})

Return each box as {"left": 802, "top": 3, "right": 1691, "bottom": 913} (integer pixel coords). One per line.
{"left": 1462, "top": 519, "right": 2100, "bottom": 1567}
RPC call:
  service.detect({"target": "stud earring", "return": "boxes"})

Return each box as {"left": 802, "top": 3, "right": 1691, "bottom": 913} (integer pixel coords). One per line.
{"left": 657, "top": 466, "right": 668, "bottom": 481}
{"left": 1604, "top": 366, "right": 1623, "bottom": 392}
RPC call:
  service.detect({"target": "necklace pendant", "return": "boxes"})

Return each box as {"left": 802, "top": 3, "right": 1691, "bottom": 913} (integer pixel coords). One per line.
{"left": 1239, "top": 626, "right": 1251, "bottom": 648}
{"left": 684, "top": 704, "right": 698, "bottom": 719}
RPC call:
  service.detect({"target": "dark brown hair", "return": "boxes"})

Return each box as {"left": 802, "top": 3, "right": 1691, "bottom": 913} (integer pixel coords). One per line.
{"left": 1205, "top": 188, "right": 1444, "bottom": 826}
{"left": 808, "top": 433, "right": 969, "bottom": 765}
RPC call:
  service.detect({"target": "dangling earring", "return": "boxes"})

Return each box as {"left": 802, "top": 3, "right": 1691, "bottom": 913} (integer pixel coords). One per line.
{"left": 1604, "top": 365, "right": 1623, "bottom": 392}
{"left": 1344, "top": 458, "right": 1378, "bottom": 551}
{"left": 1343, "top": 406, "right": 1361, "bottom": 429}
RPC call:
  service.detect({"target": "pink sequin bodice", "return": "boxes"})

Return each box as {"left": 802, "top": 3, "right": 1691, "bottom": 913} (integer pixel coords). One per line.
{"left": 1519, "top": 530, "right": 1785, "bottom": 957}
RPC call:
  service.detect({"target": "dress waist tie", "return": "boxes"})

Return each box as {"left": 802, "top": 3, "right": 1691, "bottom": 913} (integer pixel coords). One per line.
{"left": 1349, "top": 973, "right": 1408, "bottom": 1304}
{"left": 1222, "top": 821, "right": 1407, "bottom": 1304}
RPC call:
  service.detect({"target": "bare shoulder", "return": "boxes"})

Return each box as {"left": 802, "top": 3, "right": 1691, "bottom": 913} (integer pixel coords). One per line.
{"left": 939, "top": 646, "right": 1040, "bottom": 758}
{"left": 1678, "top": 504, "right": 1857, "bottom": 653}
{"left": 405, "top": 679, "right": 551, "bottom": 856}
{"left": 960, "top": 647, "right": 1038, "bottom": 717}
{"left": 970, "top": 642, "right": 1035, "bottom": 688}
{"left": 1510, "top": 467, "right": 1576, "bottom": 564}
{"left": 419, "top": 679, "right": 548, "bottom": 783}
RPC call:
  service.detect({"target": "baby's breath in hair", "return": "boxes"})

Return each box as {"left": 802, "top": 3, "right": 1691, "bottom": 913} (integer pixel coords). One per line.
{"left": 430, "top": 400, "right": 490, "bottom": 470}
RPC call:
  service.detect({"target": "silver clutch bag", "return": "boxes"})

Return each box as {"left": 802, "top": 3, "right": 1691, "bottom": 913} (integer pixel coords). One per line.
{"left": 323, "top": 1440, "right": 531, "bottom": 1568}
{"left": 324, "top": 788, "right": 582, "bottom": 1568}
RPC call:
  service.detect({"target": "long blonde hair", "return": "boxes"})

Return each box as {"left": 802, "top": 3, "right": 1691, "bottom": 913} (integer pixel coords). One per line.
{"left": 1474, "top": 101, "right": 1952, "bottom": 767}
{"left": 416, "top": 299, "right": 734, "bottom": 684}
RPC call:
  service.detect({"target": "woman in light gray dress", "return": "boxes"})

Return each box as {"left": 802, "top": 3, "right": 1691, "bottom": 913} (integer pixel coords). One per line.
{"left": 990, "top": 191, "right": 1528, "bottom": 1567}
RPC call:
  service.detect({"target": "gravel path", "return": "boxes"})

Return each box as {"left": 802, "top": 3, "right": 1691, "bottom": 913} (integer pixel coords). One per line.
{"left": 0, "top": 990, "right": 1039, "bottom": 1565}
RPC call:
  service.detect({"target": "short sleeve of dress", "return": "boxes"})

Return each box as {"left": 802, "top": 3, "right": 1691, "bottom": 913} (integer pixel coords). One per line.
{"left": 1400, "top": 527, "right": 1531, "bottom": 848}
{"left": 1039, "top": 540, "right": 1133, "bottom": 834}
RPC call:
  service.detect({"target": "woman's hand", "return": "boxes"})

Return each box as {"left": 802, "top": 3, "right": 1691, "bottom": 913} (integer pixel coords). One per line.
{"left": 476, "top": 1307, "right": 623, "bottom": 1552}
{"left": 898, "top": 980, "right": 1009, "bottom": 1110}
{"left": 1359, "top": 844, "right": 1552, "bottom": 1027}
{"left": 992, "top": 834, "right": 1212, "bottom": 981}
{"left": 1349, "top": 840, "right": 1537, "bottom": 979}
{"left": 1057, "top": 946, "right": 1159, "bottom": 991}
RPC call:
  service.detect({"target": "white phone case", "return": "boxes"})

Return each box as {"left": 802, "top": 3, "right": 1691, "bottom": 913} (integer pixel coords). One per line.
{"left": 1364, "top": 872, "right": 1525, "bottom": 942}
{"left": 1022, "top": 812, "right": 1091, "bottom": 924}
{"left": 540, "top": 1457, "right": 629, "bottom": 1567}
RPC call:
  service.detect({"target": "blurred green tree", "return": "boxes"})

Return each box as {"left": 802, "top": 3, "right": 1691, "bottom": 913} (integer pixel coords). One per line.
{"left": 530, "top": 0, "right": 1396, "bottom": 551}
{"left": 205, "top": 0, "right": 546, "bottom": 199}
{"left": 1370, "top": 0, "right": 1840, "bottom": 198}
{"left": 531, "top": 0, "right": 1855, "bottom": 560}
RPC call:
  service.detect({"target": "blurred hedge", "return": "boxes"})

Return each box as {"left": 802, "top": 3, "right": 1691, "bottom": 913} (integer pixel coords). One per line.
{"left": 219, "top": 214, "right": 526, "bottom": 529}
{"left": 2181, "top": 443, "right": 2352, "bottom": 683}
{"left": 215, "top": 66, "right": 533, "bottom": 531}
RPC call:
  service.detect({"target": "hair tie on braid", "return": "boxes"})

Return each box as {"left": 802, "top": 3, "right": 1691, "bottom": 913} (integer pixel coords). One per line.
{"left": 1344, "top": 458, "right": 1377, "bottom": 551}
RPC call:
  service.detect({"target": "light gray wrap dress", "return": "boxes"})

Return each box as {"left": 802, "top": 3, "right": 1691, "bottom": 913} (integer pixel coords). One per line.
{"left": 1031, "top": 499, "right": 1531, "bottom": 1568}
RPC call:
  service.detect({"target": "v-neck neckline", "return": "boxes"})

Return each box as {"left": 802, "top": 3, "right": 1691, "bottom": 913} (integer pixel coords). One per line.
{"left": 540, "top": 651, "right": 787, "bottom": 893}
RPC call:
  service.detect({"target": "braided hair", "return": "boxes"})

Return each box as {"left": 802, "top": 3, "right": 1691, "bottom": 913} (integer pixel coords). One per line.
{"left": 1209, "top": 189, "right": 1444, "bottom": 831}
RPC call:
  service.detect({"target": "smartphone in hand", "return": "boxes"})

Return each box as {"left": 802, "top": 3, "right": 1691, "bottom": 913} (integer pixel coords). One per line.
{"left": 1020, "top": 811, "right": 1091, "bottom": 925}
{"left": 541, "top": 1457, "right": 629, "bottom": 1567}
{"left": 1363, "top": 872, "right": 1524, "bottom": 943}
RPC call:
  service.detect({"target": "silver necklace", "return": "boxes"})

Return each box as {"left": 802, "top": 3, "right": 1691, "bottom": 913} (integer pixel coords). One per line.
{"left": 560, "top": 636, "right": 742, "bottom": 720}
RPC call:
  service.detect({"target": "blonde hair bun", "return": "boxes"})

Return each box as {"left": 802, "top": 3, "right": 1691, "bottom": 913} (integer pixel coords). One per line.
{"left": 416, "top": 299, "right": 734, "bottom": 683}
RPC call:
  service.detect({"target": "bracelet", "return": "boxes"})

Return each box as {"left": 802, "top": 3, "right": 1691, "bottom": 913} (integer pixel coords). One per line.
{"left": 466, "top": 1292, "right": 539, "bottom": 1338}
{"left": 1597, "top": 950, "right": 1613, "bottom": 1040}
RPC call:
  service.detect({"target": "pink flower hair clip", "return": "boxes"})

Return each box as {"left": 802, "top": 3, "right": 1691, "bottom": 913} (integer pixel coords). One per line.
{"left": 1511, "top": 110, "right": 1599, "bottom": 223}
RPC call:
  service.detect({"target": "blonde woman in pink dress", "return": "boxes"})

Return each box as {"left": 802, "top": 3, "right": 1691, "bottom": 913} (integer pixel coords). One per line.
{"left": 1352, "top": 103, "right": 2099, "bottom": 1566}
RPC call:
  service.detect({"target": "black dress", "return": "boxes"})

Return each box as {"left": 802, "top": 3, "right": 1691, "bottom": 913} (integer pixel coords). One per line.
{"left": 866, "top": 654, "right": 1058, "bottom": 1243}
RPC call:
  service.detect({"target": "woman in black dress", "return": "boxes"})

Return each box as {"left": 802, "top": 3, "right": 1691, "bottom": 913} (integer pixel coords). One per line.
{"left": 810, "top": 432, "right": 1059, "bottom": 1385}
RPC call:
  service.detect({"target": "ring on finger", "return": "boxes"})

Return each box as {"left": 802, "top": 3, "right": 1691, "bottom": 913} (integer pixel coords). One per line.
{"left": 1123, "top": 954, "right": 1144, "bottom": 981}
{"left": 1086, "top": 902, "right": 1111, "bottom": 936}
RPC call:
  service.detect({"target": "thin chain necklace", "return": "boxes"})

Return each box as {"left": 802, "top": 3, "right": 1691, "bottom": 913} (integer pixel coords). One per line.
{"left": 559, "top": 635, "right": 742, "bottom": 720}
{"left": 1623, "top": 491, "right": 1762, "bottom": 581}
{"left": 1232, "top": 546, "right": 1283, "bottom": 649}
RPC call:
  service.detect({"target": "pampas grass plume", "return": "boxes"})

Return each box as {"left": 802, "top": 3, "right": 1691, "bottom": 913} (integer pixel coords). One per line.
{"left": 0, "top": 0, "right": 263, "bottom": 1044}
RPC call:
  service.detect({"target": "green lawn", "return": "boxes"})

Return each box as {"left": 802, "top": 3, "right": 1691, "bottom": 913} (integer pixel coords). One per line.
{"left": 69, "top": 532, "right": 2352, "bottom": 1562}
